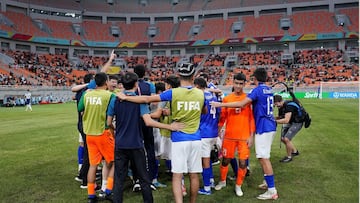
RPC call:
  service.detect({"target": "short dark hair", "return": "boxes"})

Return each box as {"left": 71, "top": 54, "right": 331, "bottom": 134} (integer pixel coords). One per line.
{"left": 84, "top": 73, "right": 93, "bottom": 83}
{"left": 274, "top": 94, "right": 283, "bottom": 103}
{"left": 199, "top": 73, "right": 209, "bottom": 81}
{"left": 94, "top": 72, "right": 108, "bottom": 87}
{"left": 253, "top": 67, "right": 267, "bottom": 82}
{"left": 165, "top": 75, "right": 180, "bottom": 88}
{"left": 194, "top": 77, "right": 207, "bottom": 89}
{"left": 233, "top": 73, "right": 246, "bottom": 81}
{"left": 134, "top": 64, "right": 146, "bottom": 78}
{"left": 117, "top": 74, "right": 124, "bottom": 84}
{"left": 155, "top": 82, "right": 166, "bottom": 93}
{"left": 122, "top": 72, "right": 138, "bottom": 90}
{"left": 108, "top": 74, "right": 119, "bottom": 81}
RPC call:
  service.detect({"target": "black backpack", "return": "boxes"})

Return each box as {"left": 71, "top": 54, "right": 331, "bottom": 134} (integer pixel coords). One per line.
{"left": 287, "top": 102, "right": 312, "bottom": 128}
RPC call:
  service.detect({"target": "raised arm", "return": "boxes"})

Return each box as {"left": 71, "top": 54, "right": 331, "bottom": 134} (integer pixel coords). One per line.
{"left": 100, "top": 50, "right": 117, "bottom": 73}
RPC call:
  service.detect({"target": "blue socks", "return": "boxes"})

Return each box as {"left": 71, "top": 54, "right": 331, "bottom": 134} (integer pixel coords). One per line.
{"left": 230, "top": 158, "right": 238, "bottom": 174}
{"left": 77, "top": 146, "right": 84, "bottom": 164}
{"left": 264, "top": 174, "right": 275, "bottom": 188}
{"left": 202, "top": 167, "right": 211, "bottom": 187}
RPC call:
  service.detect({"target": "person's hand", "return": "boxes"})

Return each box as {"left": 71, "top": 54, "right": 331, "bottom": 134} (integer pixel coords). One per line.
{"left": 210, "top": 101, "right": 222, "bottom": 108}
{"left": 109, "top": 49, "right": 117, "bottom": 61}
{"left": 247, "top": 135, "right": 254, "bottom": 148}
{"left": 170, "top": 122, "right": 185, "bottom": 131}
{"left": 162, "top": 107, "right": 170, "bottom": 116}
{"left": 116, "top": 92, "right": 126, "bottom": 100}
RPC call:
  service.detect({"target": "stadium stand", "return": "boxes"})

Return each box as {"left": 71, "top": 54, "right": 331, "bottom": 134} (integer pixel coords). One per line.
{"left": 338, "top": 8, "right": 359, "bottom": 32}
{"left": 289, "top": 10, "right": 343, "bottom": 35}
{"left": 1, "top": 11, "right": 48, "bottom": 37}
{"left": 0, "top": 0, "right": 358, "bottom": 90}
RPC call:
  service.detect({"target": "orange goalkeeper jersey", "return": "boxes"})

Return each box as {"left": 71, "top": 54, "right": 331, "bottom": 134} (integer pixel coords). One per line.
{"left": 219, "top": 92, "right": 255, "bottom": 141}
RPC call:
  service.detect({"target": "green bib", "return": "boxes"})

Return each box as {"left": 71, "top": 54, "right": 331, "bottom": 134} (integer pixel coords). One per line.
{"left": 171, "top": 87, "right": 204, "bottom": 134}
{"left": 82, "top": 89, "right": 113, "bottom": 135}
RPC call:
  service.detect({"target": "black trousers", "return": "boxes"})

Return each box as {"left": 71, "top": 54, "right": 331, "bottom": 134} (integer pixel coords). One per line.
{"left": 133, "top": 126, "right": 156, "bottom": 182}
{"left": 78, "top": 132, "right": 89, "bottom": 185}
{"left": 113, "top": 148, "right": 153, "bottom": 203}
{"left": 143, "top": 126, "right": 156, "bottom": 180}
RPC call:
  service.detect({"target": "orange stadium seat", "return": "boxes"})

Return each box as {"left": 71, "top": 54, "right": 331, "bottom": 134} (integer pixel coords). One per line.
{"left": 82, "top": 20, "right": 115, "bottom": 42}
{"left": 289, "top": 10, "right": 343, "bottom": 35}
{"left": 339, "top": 8, "right": 359, "bottom": 32}
{"left": 2, "top": 11, "right": 48, "bottom": 37}
{"left": 174, "top": 20, "right": 194, "bottom": 41}
{"left": 151, "top": 21, "right": 174, "bottom": 42}
{"left": 43, "top": 19, "right": 82, "bottom": 40}
{"left": 117, "top": 22, "right": 148, "bottom": 42}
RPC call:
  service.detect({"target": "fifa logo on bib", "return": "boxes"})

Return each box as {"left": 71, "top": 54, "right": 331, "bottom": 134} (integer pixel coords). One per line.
{"left": 86, "top": 97, "right": 103, "bottom": 105}
{"left": 177, "top": 101, "right": 200, "bottom": 111}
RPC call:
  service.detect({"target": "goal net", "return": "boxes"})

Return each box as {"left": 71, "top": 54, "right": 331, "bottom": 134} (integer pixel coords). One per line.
{"left": 319, "top": 81, "right": 359, "bottom": 99}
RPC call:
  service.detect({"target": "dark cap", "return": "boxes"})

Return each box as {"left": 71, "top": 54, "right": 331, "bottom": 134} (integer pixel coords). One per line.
{"left": 178, "top": 63, "right": 195, "bottom": 77}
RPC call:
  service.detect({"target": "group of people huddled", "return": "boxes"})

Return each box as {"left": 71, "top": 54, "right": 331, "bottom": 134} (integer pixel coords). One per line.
{"left": 71, "top": 50, "right": 310, "bottom": 203}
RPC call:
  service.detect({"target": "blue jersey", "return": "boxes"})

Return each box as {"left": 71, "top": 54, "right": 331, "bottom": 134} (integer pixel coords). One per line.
{"left": 247, "top": 83, "right": 277, "bottom": 134}
{"left": 200, "top": 91, "right": 220, "bottom": 138}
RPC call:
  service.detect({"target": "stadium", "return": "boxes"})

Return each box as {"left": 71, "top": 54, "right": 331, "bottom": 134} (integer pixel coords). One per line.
{"left": 0, "top": 0, "right": 358, "bottom": 202}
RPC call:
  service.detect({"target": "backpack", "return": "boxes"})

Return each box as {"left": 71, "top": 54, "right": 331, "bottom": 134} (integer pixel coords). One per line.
{"left": 287, "top": 102, "right": 312, "bottom": 128}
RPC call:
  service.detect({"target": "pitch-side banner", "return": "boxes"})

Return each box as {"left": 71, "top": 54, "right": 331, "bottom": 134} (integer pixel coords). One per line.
{"left": 276, "top": 92, "right": 359, "bottom": 99}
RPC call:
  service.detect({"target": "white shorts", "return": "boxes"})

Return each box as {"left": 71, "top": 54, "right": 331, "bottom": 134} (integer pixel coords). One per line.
{"left": 153, "top": 128, "right": 163, "bottom": 157}
{"left": 201, "top": 138, "right": 217, "bottom": 158}
{"left": 255, "top": 131, "right": 276, "bottom": 159}
{"left": 171, "top": 140, "right": 202, "bottom": 174}
{"left": 78, "top": 133, "right": 84, "bottom": 143}
{"left": 160, "top": 136, "right": 172, "bottom": 160}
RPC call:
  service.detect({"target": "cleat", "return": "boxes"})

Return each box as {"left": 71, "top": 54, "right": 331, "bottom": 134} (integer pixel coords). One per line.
{"left": 214, "top": 181, "right": 226, "bottom": 191}
{"left": 280, "top": 156, "right": 292, "bottom": 163}
{"left": 153, "top": 181, "right": 167, "bottom": 188}
{"left": 235, "top": 185, "right": 243, "bottom": 197}
{"left": 198, "top": 188, "right": 211, "bottom": 195}
{"left": 150, "top": 184, "right": 157, "bottom": 191}
{"left": 210, "top": 182, "right": 215, "bottom": 189}
{"left": 98, "top": 190, "right": 106, "bottom": 198}
{"left": 75, "top": 176, "right": 82, "bottom": 182}
{"left": 292, "top": 150, "right": 300, "bottom": 156}
{"left": 227, "top": 175, "right": 237, "bottom": 181}
{"left": 257, "top": 190, "right": 279, "bottom": 200}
